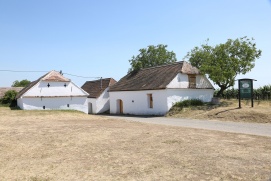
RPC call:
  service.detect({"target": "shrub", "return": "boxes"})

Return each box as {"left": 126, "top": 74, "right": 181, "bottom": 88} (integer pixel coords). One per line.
{"left": 174, "top": 99, "right": 204, "bottom": 108}
{"left": 1, "top": 90, "right": 18, "bottom": 106}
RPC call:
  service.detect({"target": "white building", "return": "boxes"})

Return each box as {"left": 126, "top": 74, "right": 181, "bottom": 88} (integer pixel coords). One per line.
{"left": 16, "top": 70, "right": 89, "bottom": 113}
{"left": 109, "top": 61, "right": 214, "bottom": 115}
{"left": 81, "top": 78, "right": 116, "bottom": 114}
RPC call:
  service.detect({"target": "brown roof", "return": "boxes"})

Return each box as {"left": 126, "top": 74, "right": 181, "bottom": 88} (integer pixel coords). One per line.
{"left": 0, "top": 87, "right": 24, "bottom": 98}
{"left": 81, "top": 78, "right": 117, "bottom": 98}
{"left": 110, "top": 61, "right": 200, "bottom": 92}
{"left": 42, "top": 70, "right": 70, "bottom": 82}
{"left": 16, "top": 70, "right": 70, "bottom": 99}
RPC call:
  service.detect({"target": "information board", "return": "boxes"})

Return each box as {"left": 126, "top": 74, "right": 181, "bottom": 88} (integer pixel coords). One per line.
{"left": 238, "top": 78, "right": 255, "bottom": 108}
{"left": 239, "top": 79, "right": 252, "bottom": 98}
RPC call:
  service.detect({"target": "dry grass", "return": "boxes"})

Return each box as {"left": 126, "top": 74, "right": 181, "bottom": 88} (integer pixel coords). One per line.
{"left": 0, "top": 107, "right": 271, "bottom": 180}
{"left": 168, "top": 99, "right": 271, "bottom": 123}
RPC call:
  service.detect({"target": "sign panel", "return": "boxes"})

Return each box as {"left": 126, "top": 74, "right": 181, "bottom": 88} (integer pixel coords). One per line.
{"left": 239, "top": 79, "right": 252, "bottom": 99}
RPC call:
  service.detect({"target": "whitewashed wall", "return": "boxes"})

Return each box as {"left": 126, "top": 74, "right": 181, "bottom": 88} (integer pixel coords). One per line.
{"left": 167, "top": 73, "right": 214, "bottom": 89}
{"left": 17, "top": 97, "right": 88, "bottom": 113}
{"left": 87, "top": 87, "right": 110, "bottom": 114}
{"left": 23, "top": 81, "right": 88, "bottom": 97}
{"left": 17, "top": 80, "right": 89, "bottom": 113}
{"left": 166, "top": 89, "right": 214, "bottom": 111}
{"left": 110, "top": 90, "right": 168, "bottom": 115}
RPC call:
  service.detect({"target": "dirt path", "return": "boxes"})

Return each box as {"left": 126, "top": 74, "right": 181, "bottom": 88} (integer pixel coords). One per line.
{"left": 104, "top": 115, "right": 271, "bottom": 137}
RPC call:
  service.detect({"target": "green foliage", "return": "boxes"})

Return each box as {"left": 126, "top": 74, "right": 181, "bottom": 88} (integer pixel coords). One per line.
{"left": 0, "top": 90, "right": 18, "bottom": 106}
{"left": 12, "top": 79, "right": 31, "bottom": 87}
{"left": 186, "top": 37, "right": 262, "bottom": 97}
{"left": 174, "top": 99, "right": 204, "bottom": 108}
{"left": 214, "top": 85, "right": 271, "bottom": 100}
{"left": 128, "top": 44, "right": 177, "bottom": 72}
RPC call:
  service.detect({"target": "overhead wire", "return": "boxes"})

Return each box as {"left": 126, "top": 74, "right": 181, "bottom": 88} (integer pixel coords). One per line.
{"left": 0, "top": 69, "right": 101, "bottom": 79}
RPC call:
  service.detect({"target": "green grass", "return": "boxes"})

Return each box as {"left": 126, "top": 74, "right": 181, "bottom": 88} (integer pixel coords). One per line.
{"left": 174, "top": 99, "right": 204, "bottom": 108}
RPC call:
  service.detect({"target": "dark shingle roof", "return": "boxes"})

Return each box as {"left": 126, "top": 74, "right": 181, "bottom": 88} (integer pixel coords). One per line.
{"left": 110, "top": 61, "right": 200, "bottom": 92}
{"left": 81, "top": 78, "right": 117, "bottom": 98}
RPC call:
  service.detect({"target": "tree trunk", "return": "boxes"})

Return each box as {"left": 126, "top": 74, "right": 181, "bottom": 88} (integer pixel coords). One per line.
{"left": 216, "top": 86, "right": 227, "bottom": 97}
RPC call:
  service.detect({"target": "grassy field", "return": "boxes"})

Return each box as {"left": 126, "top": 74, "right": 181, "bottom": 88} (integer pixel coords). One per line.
{"left": 0, "top": 107, "right": 271, "bottom": 180}
{"left": 168, "top": 99, "right": 271, "bottom": 123}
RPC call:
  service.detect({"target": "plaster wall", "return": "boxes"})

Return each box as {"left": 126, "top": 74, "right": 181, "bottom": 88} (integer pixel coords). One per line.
{"left": 109, "top": 90, "right": 168, "bottom": 115}
{"left": 17, "top": 97, "right": 88, "bottom": 113}
{"left": 166, "top": 89, "right": 214, "bottom": 110}
{"left": 87, "top": 87, "right": 110, "bottom": 114}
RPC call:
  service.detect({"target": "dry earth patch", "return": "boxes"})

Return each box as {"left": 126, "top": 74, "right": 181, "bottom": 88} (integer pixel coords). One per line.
{"left": 0, "top": 107, "right": 271, "bottom": 180}
{"left": 168, "top": 99, "right": 271, "bottom": 123}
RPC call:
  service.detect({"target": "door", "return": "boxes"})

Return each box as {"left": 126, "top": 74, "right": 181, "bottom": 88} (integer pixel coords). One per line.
{"left": 117, "top": 99, "right": 123, "bottom": 114}
{"left": 88, "top": 103, "right": 93, "bottom": 114}
{"left": 119, "top": 99, "right": 123, "bottom": 114}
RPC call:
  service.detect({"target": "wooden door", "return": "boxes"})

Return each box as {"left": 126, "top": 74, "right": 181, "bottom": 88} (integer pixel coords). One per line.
{"left": 119, "top": 100, "right": 123, "bottom": 114}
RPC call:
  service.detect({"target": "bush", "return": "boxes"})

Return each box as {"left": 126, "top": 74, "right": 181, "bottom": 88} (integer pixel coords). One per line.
{"left": 1, "top": 90, "right": 18, "bottom": 106}
{"left": 174, "top": 99, "right": 204, "bottom": 108}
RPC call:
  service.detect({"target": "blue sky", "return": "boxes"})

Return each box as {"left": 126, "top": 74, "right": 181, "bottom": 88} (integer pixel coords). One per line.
{"left": 0, "top": 0, "right": 270, "bottom": 88}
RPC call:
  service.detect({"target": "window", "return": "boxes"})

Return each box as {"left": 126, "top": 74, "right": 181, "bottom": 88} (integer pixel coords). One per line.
{"left": 188, "top": 75, "right": 196, "bottom": 88}
{"left": 147, "top": 94, "right": 153, "bottom": 108}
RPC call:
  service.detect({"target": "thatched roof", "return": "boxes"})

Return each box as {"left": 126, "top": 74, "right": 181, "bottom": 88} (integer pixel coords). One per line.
{"left": 110, "top": 61, "right": 200, "bottom": 92}
{"left": 81, "top": 78, "right": 117, "bottom": 98}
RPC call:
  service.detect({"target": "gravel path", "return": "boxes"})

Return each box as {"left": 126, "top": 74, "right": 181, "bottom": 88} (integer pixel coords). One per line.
{"left": 104, "top": 115, "right": 271, "bottom": 137}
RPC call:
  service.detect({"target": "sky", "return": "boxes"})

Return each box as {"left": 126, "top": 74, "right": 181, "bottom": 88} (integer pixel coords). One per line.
{"left": 0, "top": 0, "right": 270, "bottom": 88}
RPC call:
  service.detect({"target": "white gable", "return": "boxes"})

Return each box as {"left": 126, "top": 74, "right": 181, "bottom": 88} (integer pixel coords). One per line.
{"left": 22, "top": 81, "right": 88, "bottom": 98}
{"left": 166, "top": 73, "right": 214, "bottom": 89}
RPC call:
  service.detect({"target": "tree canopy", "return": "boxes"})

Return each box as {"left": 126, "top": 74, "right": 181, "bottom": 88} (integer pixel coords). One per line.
{"left": 185, "top": 37, "right": 262, "bottom": 97}
{"left": 12, "top": 79, "right": 31, "bottom": 87}
{"left": 128, "top": 44, "right": 177, "bottom": 72}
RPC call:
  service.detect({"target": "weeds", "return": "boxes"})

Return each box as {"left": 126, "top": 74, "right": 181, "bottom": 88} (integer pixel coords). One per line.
{"left": 174, "top": 99, "right": 204, "bottom": 108}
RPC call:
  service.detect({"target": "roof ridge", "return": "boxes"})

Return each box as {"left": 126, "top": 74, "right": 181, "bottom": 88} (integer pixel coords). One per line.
{"left": 134, "top": 61, "right": 184, "bottom": 72}
{"left": 85, "top": 78, "right": 113, "bottom": 83}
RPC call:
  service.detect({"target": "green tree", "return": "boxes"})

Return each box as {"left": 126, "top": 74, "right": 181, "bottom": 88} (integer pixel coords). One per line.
{"left": 12, "top": 79, "right": 31, "bottom": 87}
{"left": 185, "top": 37, "right": 261, "bottom": 97}
{"left": 128, "top": 44, "right": 177, "bottom": 72}
{"left": 1, "top": 90, "right": 18, "bottom": 105}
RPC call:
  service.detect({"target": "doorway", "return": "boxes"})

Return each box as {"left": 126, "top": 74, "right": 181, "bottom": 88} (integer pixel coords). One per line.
{"left": 117, "top": 99, "right": 123, "bottom": 114}
{"left": 88, "top": 103, "right": 93, "bottom": 114}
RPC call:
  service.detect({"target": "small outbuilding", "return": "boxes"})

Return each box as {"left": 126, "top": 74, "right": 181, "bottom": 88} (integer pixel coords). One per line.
{"left": 81, "top": 78, "right": 117, "bottom": 114}
{"left": 109, "top": 61, "right": 214, "bottom": 115}
{"left": 16, "top": 70, "right": 89, "bottom": 113}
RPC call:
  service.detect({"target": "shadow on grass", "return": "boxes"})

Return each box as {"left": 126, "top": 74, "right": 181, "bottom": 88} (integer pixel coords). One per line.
{"left": 215, "top": 107, "right": 240, "bottom": 115}
{"left": 9, "top": 106, "right": 21, "bottom": 110}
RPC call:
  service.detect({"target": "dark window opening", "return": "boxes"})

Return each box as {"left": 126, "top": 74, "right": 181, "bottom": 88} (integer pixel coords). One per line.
{"left": 148, "top": 94, "right": 153, "bottom": 108}
{"left": 43, "top": 106, "right": 45, "bottom": 109}
{"left": 67, "top": 104, "right": 69, "bottom": 107}
{"left": 188, "top": 75, "right": 196, "bottom": 88}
